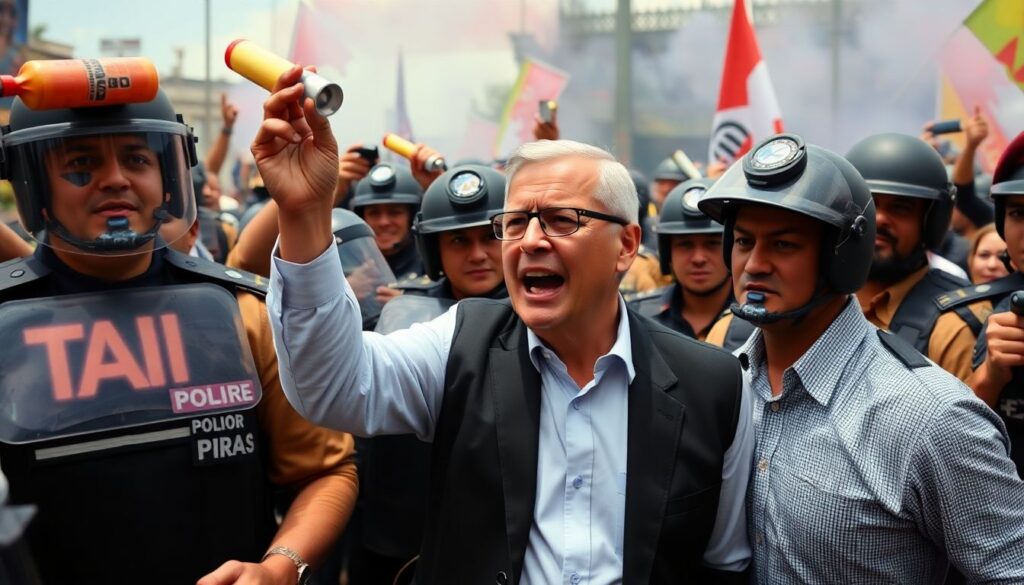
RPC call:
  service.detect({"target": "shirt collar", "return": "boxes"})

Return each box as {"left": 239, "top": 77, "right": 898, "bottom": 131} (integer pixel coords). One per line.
{"left": 857, "top": 265, "right": 929, "bottom": 330}
{"left": 527, "top": 295, "right": 636, "bottom": 383}
{"left": 737, "top": 297, "right": 871, "bottom": 406}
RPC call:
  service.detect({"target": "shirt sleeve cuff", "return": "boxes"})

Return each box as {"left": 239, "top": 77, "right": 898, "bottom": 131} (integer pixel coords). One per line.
{"left": 270, "top": 241, "right": 346, "bottom": 309}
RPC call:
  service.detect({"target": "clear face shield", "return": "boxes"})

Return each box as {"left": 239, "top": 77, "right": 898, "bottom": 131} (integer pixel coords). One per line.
{"left": 4, "top": 121, "right": 197, "bottom": 256}
{"left": 337, "top": 235, "right": 396, "bottom": 327}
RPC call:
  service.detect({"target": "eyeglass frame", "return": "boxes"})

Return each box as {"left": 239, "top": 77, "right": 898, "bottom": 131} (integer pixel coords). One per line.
{"left": 489, "top": 207, "right": 630, "bottom": 241}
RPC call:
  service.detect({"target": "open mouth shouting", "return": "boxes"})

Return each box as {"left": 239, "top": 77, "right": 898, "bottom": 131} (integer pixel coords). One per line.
{"left": 521, "top": 269, "right": 566, "bottom": 300}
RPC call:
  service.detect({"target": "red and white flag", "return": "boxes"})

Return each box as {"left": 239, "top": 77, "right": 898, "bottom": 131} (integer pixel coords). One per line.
{"left": 708, "top": 0, "right": 784, "bottom": 165}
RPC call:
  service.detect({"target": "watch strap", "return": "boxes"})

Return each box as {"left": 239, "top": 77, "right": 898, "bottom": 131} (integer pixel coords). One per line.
{"left": 261, "top": 546, "right": 310, "bottom": 585}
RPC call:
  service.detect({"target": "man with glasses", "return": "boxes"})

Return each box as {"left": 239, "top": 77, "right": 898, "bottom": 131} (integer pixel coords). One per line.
{"left": 257, "top": 66, "right": 752, "bottom": 585}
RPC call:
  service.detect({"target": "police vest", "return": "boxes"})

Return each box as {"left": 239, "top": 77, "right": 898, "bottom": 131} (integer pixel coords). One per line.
{"left": 0, "top": 250, "right": 277, "bottom": 585}
{"left": 949, "top": 271, "right": 1024, "bottom": 475}
{"left": 352, "top": 288, "right": 456, "bottom": 560}
{"left": 890, "top": 269, "right": 977, "bottom": 354}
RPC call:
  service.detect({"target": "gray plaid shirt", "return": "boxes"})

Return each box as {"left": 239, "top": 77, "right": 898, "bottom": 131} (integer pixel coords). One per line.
{"left": 739, "top": 298, "right": 1024, "bottom": 584}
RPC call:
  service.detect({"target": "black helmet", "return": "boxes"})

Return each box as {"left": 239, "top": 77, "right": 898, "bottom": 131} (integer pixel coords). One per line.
{"left": 0, "top": 89, "right": 198, "bottom": 255}
{"left": 413, "top": 164, "right": 506, "bottom": 280}
{"left": 655, "top": 178, "right": 720, "bottom": 275}
{"left": 845, "top": 133, "right": 954, "bottom": 249}
{"left": 652, "top": 157, "right": 688, "bottom": 182}
{"left": 699, "top": 133, "right": 875, "bottom": 295}
{"left": 350, "top": 163, "right": 423, "bottom": 213}
{"left": 330, "top": 208, "right": 396, "bottom": 328}
{"left": 991, "top": 131, "right": 1024, "bottom": 239}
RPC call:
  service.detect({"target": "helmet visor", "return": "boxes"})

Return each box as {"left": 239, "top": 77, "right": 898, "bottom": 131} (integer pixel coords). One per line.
{"left": 337, "top": 236, "right": 396, "bottom": 327}
{"left": 6, "top": 128, "right": 196, "bottom": 256}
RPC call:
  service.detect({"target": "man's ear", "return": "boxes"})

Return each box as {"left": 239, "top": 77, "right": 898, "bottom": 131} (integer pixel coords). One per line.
{"left": 616, "top": 222, "right": 642, "bottom": 274}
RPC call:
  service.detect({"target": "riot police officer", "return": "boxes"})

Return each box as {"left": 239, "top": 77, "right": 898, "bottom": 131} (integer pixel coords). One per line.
{"left": 330, "top": 208, "right": 397, "bottom": 331}
{"left": 349, "top": 165, "right": 507, "bottom": 585}
{"left": 698, "top": 133, "right": 1024, "bottom": 583}
{"left": 0, "top": 87, "right": 357, "bottom": 584}
{"left": 628, "top": 178, "right": 735, "bottom": 342}
{"left": 966, "top": 131, "right": 1024, "bottom": 474}
{"left": 650, "top": 156, "right": 689, "bottom": 214}
{"left": 403, "top": 164, "right": 506, "bottom": 301}
{"left": 351, "top": 162, "right": 425, "bottom": 281}
{"left": 847, "top": 133, "right": 987, "bottom": 381}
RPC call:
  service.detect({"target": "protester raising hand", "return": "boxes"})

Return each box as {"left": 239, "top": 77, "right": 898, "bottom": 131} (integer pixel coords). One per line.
{"left": 252, "top": 65, "right": 339, "bottom": 263}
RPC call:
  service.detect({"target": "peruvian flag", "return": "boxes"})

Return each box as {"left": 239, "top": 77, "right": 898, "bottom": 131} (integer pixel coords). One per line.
{"left": 708, "top": 0, "right": 784, "bottom": 165}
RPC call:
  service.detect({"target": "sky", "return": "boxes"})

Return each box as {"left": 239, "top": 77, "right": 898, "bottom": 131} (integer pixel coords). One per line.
{"left": 28, "top": 0, "right": 549, "bottom": 166}
{"left": 30, "top": 0, "right": 292, "bottom": 80}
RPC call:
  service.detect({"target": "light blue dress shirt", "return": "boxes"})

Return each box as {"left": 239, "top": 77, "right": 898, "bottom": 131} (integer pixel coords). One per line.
{"left": 267, "top": 243, "right": 753, "bottom": 584}
{"left": 739, "top": 298, "right": 1024, "bottom": 584}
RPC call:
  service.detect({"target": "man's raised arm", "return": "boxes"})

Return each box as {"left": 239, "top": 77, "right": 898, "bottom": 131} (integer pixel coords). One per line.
{"left": 255, "top": 65, "right": 449, "bottom": 439}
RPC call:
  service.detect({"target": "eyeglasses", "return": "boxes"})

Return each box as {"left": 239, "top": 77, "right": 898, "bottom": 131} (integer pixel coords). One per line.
{"left": 490, "top": 207, "right": 629, "bottom": 241}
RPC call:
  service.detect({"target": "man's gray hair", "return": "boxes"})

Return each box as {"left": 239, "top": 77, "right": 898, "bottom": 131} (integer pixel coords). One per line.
{"left": 504, "top": 140, "right": 639, "bottom": 224}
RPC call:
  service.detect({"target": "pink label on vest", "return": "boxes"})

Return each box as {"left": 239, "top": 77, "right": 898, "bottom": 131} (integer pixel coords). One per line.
{"left": 169, "top": 380, "right": 258, "bottom": 414}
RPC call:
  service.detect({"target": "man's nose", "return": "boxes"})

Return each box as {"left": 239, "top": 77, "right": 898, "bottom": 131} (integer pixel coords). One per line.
{"left": 96, "top": 159, "right": 130, "bottom": 190}
{"left": 518, "top": 216, "right": 550, "bottom": 253}
{"left": 466, "top": 240, "right": 488, "bottom": 261}
{"left": 744, "top": 241, "right": 771, "bottom": 275}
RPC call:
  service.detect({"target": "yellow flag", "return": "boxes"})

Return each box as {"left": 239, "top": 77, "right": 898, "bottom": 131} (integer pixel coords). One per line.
{"left": 965, "top": 0, "right": 1024, "bottom": 91}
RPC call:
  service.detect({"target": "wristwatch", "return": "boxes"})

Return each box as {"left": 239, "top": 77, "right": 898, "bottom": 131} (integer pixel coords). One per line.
{"left": 262, "top": 546, "right": 311, "bottom": 585}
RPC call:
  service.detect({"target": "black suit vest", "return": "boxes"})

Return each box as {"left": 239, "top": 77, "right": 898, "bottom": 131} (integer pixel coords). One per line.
{"left": 416, "top": 299, "right": 745, "bottom": 585}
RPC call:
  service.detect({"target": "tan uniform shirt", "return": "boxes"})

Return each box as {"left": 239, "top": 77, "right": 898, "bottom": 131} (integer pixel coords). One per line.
{"left": 706, "top": 312, "right": 733, "bottom": 348}
{"left": 856, "top": 267, "right": 990, "bottom": 382}
{"left": 238, "top": 289, "right": 358, "bottom": 488}
{"left": 620, "top": 248, "right": 672, "bottom": 295}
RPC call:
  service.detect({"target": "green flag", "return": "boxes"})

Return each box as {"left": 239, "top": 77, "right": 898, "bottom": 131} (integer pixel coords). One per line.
{"left": 965, "top": 0, "right": 1024, "bottom": 91}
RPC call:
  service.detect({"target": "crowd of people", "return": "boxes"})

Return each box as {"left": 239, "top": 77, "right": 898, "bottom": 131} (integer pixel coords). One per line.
{"left": 0, "top": 58, "right": 1020, "bottom": 585}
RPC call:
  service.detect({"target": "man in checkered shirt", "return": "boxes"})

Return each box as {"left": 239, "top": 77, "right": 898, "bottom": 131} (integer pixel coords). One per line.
{"left": 698, "top": 134, "right": 1024, "bottom": 583}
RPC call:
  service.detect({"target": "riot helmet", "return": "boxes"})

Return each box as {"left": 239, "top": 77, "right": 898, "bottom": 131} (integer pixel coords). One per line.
{"left": 655, "top": 177, "right": 720, "bottom": 275}
{"left": 414, "top": 164, "right": 505, "bottom": 281}
{"left": 991, "top": 131, "right": 1024, "bottom": 239}
{"left": 350, "top": 163, "right": 423, "bottom": 212}
{"left": 0, "top": 89, "right": 197, "bottom": 255}
{"left": 331, "top": 208, "right": 396, "bottom": 328}
{"left": 845, "top": 133, "right": 955, "bottom": 249}
{"left": 652, "top": 157, "right": 688, "bottom": 182}
{"left": 699, "top": 134, "right": 875, "bottom": 323}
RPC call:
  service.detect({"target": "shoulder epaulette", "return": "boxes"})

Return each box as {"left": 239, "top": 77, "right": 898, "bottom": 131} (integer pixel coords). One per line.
{"left": 0, "top": 255, "right": 49, "bottom": 294}
{"left": 877, "top": 330, "right": 930, "bottom": 369}
{"left": 393, "top": 274, "right": 439, "bottom": 292}
{"left": 933, "top": 278, "right": 1021, "bottom": 311}
{"left": 164, "top": 250, "right": 268, "bottom": 296}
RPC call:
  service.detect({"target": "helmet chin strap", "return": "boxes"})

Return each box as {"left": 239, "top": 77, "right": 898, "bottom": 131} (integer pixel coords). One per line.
{"left": 48, "top": 208, "right": 171, "bottom": 253}
{"left": 730, "top": 288, "right": 834, "bottom": 325}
